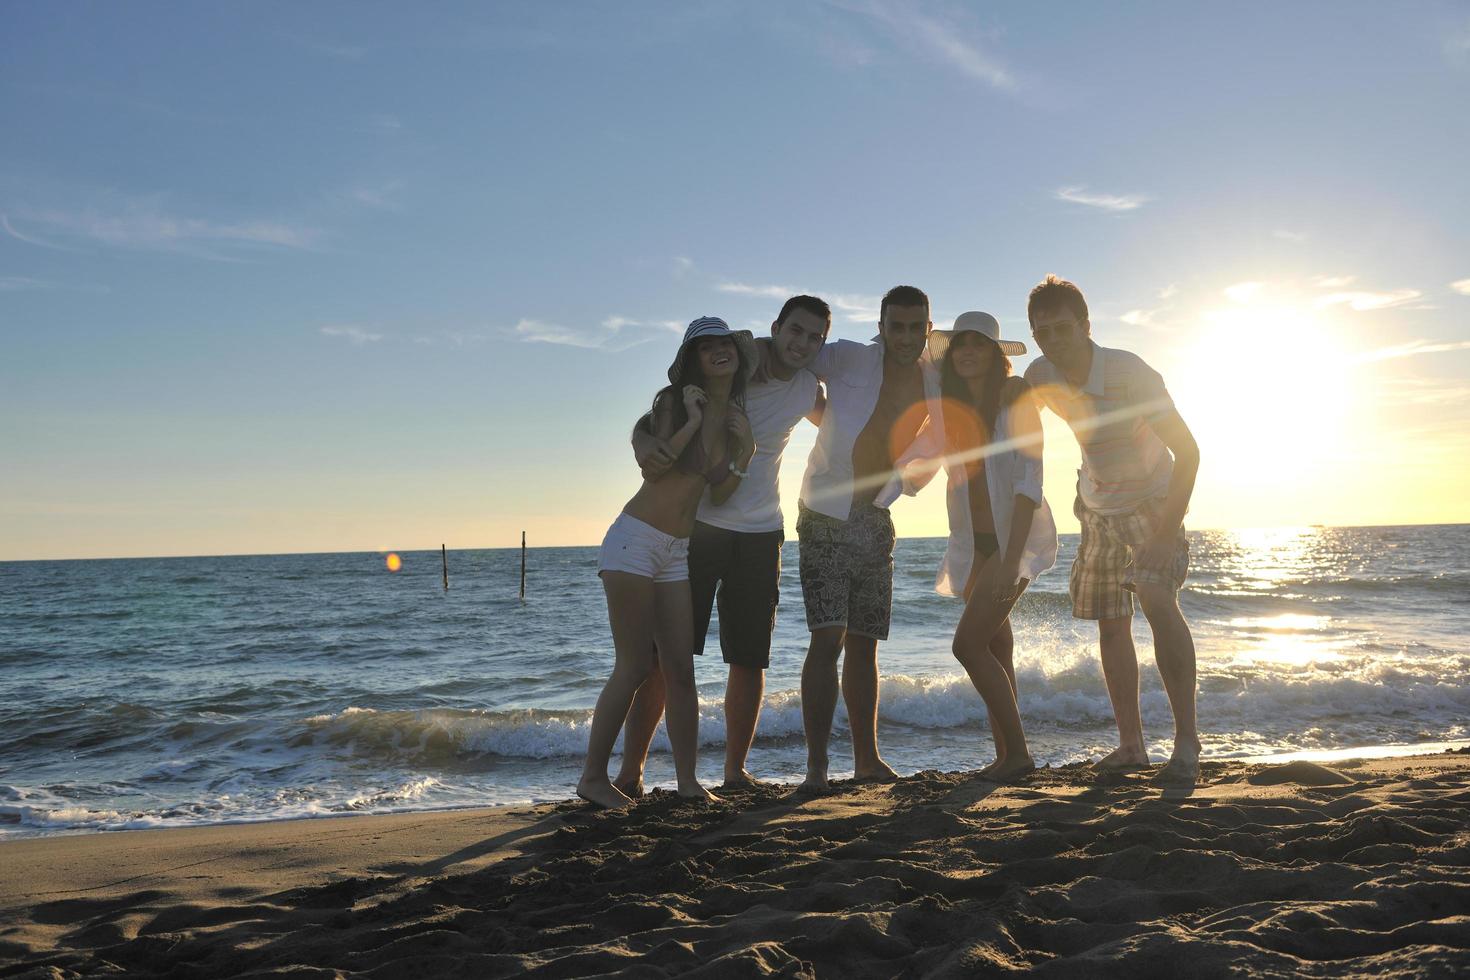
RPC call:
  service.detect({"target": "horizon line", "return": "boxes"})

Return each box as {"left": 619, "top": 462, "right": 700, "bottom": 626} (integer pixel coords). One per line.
{"left": 3, "top": 520, "right": 1466, "bottom": 563}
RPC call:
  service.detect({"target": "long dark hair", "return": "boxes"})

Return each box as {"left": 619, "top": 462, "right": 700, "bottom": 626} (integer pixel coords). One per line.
{"left": 940, "top": 334, "right": 1014, "bottom": 453}
{"left": 652, "top": 337, "right": 749, "bottom": 439}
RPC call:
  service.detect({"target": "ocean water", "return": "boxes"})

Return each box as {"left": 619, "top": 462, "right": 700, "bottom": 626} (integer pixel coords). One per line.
{"left": 2, "top": 525, "right": 1467, "bottom": 838}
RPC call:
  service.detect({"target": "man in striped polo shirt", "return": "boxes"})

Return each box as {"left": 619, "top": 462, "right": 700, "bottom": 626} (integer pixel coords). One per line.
{"left": 1022, "top": 274, "right": 1203, "bottom": 784}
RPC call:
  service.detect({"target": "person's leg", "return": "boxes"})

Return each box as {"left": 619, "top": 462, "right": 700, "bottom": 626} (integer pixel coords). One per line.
{"left": 617, "top": 522, "right": 723, "bottom": 794}
{"left": 985, "top": 618, "right": 1017, "bottom": 753}
{"left": 718, "top": 528, "right": 782, "bottom": 787}
{"left": 797, "top": 505, "right": 849, "bottom": 792}
{"left": 612, "top": 667, "right": 664, "bottom": 796}
{"left": 1097, "top": 616, "right": 1148, "bottom": 767}
{"left": 578, "top": 571, "right": 659, "bottom": 808}
{"left": 841, "top": 507, "right": 898, "bottom": 782}
{"left": 1121, "top": 507, "right": 1197, "bottom": 781}
{"left": 1072, "top": 496, "right": 1148, "bottom": 769}
{"left": 652, "top": 579, "right": 716, "bottom": 801}
{"left": 801, "top": 625, "right": 846, "bottom": 792}
{"left": 952, "top": 554, "right": 1030, "bottom": 778}
{"left": 722, "top": 664, "right": 764, "bottom": 786}
{"left": 1138, "top": 582, "right": 1200, "bottom": 780}
{"left": 841, "top": 633, "right": 896, "bottom": 782}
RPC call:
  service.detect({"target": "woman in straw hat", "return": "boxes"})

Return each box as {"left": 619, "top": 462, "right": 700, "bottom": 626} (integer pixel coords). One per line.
{"left": 577, "top": 316, "right": 758, "bottom": 809}
{"left": 899, "top": 312, "right": 1058, "bottom": 781}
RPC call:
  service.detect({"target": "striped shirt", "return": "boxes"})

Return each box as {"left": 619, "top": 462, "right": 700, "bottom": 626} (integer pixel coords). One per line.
{"left": 1024, "top": 342, "right": 1175, "bottom": 515}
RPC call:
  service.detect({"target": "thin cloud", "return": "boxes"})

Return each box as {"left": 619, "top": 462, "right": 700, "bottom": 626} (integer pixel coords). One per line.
{"left": 0, "top": 276, "right": 55, "bottom": 291}
{"left": 515, "top": 316, "right": 681, "bottom": 352}
{"left": 346, "top": 180, "right": 403, "bottom": 210}
{"left": 1379, "top": 377, "right": 1470, "bottom": 406}
{"left": 320, "top": 324, "right": 383, "bottom": 344}
{"left": 830, "top": 293, "right": 882, "bottom": 322}
{"left": 1224, "top": 281, "right": 1264, "bottom": 303}
{"left": 1358, "top": 338, "right": 1470, "bottom": 362}
{"left": 1444, "top": 22, "right": 1470, "bottom": 61}
{"left": 717, "top": 282, "right": 799, "bottom": 299}
{"left": 672, "top": 256, "right": 694, "bottom": 278}
{"left": 1157, "top": 284, "right": 1179, "bottom": 300}
{"left": 2, "top": 213, "right": 74, "bottom": 251}
{"left": 1450, "top": 278, "right": 1470, "bottom": 296}
{"left": 363, "top": 115, "right": 403, "bottom": 135}
{"left": 290, "top": 37, "right": 371, "bottom": 60}
{"left": 1313, "top": 275, "right": 1356, "bottom": 288}
{"left": 10, "top": 204, "right": 318, "bottom": 256}
{"left": 1273, "top": 229, "right": 1309, "bottom": 242}
{"left": 1054, "top": 186, "right": 1149, "bottom": 212}
{"left": 716, "top": 280, "right": 880, "bottom": 323}
{"left": 1119, "top": 309, "right": 1162, "bottom": 328}
{"left": 1315, "top": 289, "right": 1422, "bottom": 312}
{"left": 836, "top": 1, "right": 1018, "bottom": 91}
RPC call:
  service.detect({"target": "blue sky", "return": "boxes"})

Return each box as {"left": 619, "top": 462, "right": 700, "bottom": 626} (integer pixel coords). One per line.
{"left": 4, "top": 2, "right": 1470, "bottom": 559}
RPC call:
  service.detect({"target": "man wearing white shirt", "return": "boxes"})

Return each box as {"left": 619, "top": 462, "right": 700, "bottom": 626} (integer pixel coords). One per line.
{"left": 617, "top": 296, "right": 830, "bottom": 791}
{"left": 797, "top": 284, "right": 935, "bottom": 792}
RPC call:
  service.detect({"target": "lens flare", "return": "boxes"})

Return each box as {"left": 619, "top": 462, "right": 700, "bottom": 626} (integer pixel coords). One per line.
{"left": 385, "top": 553, "right": 402, "bottom": 573}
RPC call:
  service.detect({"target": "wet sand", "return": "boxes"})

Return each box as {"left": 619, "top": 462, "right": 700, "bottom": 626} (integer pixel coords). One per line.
{"left": 3, "top": 752, "right": 1469, "bottom": 977}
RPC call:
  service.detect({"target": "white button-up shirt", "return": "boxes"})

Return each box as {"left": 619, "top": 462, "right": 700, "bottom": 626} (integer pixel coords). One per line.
{"left": 799, "top": 338, "right": 938, "bottom": 521}
{"left": 896, "top": 383, "right": 1059, "bottom": 595}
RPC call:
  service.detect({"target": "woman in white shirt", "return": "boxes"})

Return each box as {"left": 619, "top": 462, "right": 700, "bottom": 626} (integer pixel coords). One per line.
{"left": 902, "top": 313, "right": 1058, "bottom": 781}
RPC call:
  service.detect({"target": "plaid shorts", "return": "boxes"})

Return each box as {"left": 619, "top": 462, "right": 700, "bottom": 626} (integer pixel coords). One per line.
{"left": 1071, "top": 494, "right": 1189, "bottom": 620}
{"left": 796, "top": 502, "right": 895, "bottom": 640}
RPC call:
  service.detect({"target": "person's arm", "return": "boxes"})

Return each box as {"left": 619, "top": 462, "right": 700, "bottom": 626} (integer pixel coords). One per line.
{"left": 1131, "top": 362, "right": 1199, "bottom": 572}
{"left": 992, "top": 381, "right": 1042, "bottom": 601}
{"left": 708, "top": 406, "right": 755, "bottom": 505}
{"left": 1134, "top": 406, "right": 1199, "bottom": 571}
{"left": 805, "top": 383, "right": 826, "bottom": 426}
{"left": 631, "top": 412, "right": 676, "bottom": 481}
{"left": 894, "top": 411, "right": 944, "bottom": 496}
{"left": 649, "top": 386, "right": 706, "bottom": 470}
{"left": 810, "top": 339, "right": 844, "bottom": 382}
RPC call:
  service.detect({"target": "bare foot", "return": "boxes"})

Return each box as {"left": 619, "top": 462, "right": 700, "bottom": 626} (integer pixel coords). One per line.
{"left": 612, "top": 777, "right": 645, "bottom": 799}
{"left": 720, "top": 769, "right": 765, "bottom": 790}
{"left": 1155, "top": 744, "right": 1201, "bottom": 785}
{"left": 576, "top": 778, "right": 634, "bottom": 810}
{"left": 797, "top": 765, "right": 831, "bottom": 795}
{"left": 1094, "top": 745, "right": 1151, "bottom": 772}
{"left": 979, "top": 756, "right": 1037, "bottom": 783}
{"left": 676, "top": 782, "right": 720, "bottom": 804}
{"left": 852, "top": 760, "right": 899, "bottom": 784}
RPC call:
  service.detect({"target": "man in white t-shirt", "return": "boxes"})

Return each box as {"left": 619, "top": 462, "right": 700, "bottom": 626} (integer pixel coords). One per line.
{"left": 797, "top": 284, "right": 936, "bottom": 792}
{"left": 616, "top": 296, "right": 830, "bottom": 792}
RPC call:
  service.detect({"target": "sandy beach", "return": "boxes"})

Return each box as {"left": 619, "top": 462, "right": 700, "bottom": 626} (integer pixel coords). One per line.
{"left": 3, "top": 751, "right": 1468, "bottom": 977}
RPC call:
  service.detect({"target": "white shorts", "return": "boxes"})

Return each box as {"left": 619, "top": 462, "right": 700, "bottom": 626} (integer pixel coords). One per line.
{"left": 597, "top": 513, "right": 690, "bottom": 583}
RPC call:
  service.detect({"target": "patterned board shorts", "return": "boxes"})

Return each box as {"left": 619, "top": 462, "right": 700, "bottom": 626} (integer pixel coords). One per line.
{"left": 1071, "top": 493, "right": 1189, "bottom": 621}
{"left": 796, "top": 502, "right": 896, "bottom": 640}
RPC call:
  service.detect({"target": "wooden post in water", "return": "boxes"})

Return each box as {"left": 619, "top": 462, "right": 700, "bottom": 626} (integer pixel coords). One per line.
{"left": 442, "top": 544, "right": 448, "bottom": 591}
{"left": 520, "top": 531, "right": 527, "bottom": 601}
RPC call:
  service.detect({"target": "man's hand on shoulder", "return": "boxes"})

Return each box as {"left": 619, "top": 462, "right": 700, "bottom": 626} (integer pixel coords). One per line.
{"left": 637, "top": 438, "right": 676, "bottom": 480}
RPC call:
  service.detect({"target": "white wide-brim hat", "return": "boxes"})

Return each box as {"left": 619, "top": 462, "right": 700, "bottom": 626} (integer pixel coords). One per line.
{"left": 667, "top": 316, "right": 760, "bottom": 384}
{"left": 928, "top": 310, "right": 1027, "bottom": 362}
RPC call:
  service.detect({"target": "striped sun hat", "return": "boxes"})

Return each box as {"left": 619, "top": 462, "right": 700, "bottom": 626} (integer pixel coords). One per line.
{"left": 667, "top": 316, "right": 759, "bottom": 384}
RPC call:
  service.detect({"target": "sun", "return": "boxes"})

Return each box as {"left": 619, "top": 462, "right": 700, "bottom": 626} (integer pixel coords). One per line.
{"left": 1167, "top": 306, "right": 1356, "bottom": 482}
